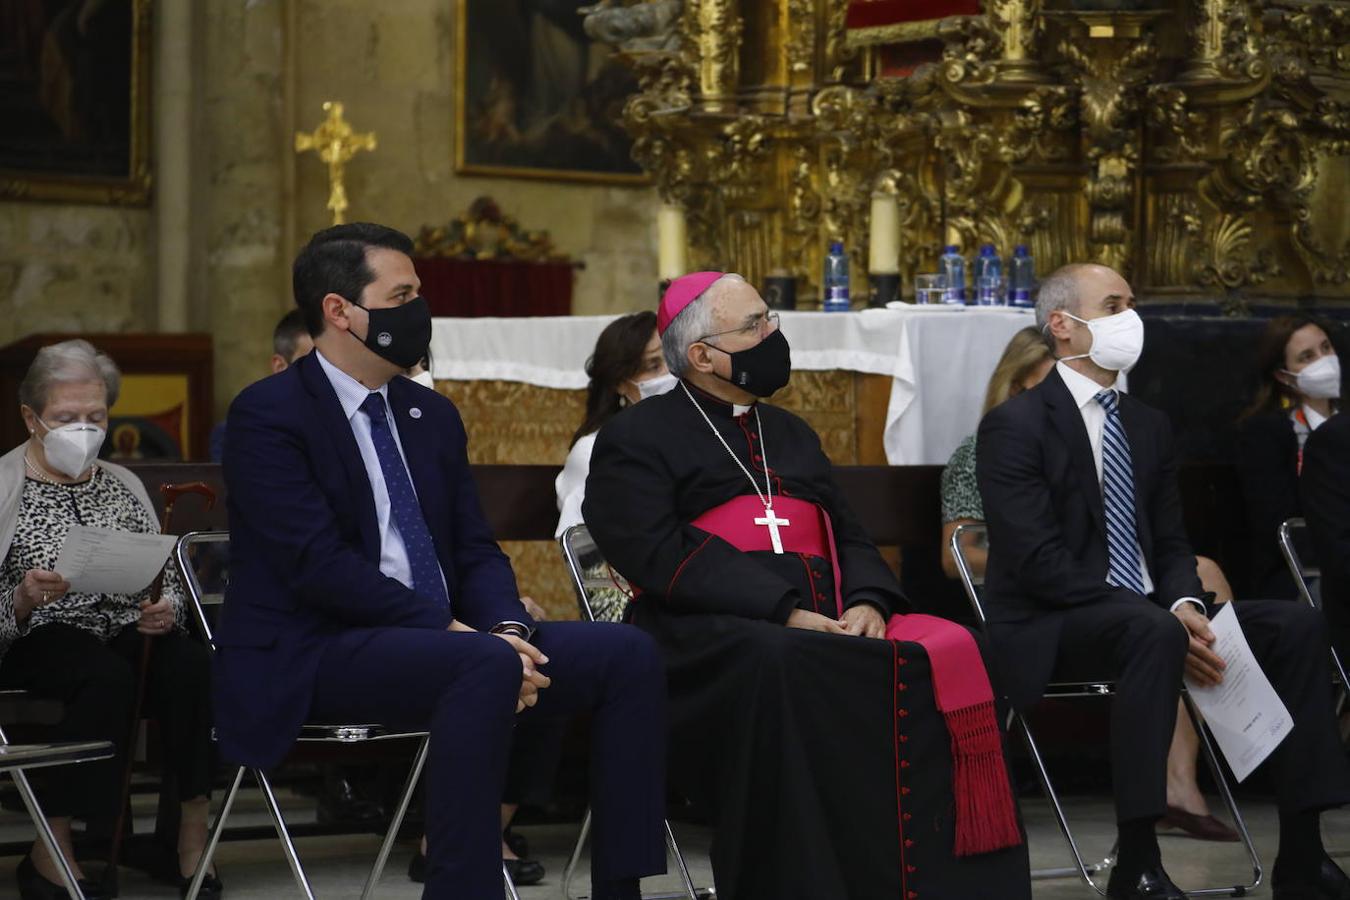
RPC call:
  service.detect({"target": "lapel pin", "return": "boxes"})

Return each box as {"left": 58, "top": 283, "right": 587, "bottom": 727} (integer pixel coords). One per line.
{"left": 409, "top": 407, "right": 422, "bottom": 419}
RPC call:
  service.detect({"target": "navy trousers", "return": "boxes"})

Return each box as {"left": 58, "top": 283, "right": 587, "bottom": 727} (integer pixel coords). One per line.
{"left": 310, "top": 621, "right": 667, "bottom": 899}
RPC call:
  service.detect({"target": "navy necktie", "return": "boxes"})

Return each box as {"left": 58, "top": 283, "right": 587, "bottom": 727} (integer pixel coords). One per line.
{"left": 1095, "top": 389, "right": 1148, "bottom": 596}
{"left": 359, "top": 392, "right": 450, "bottom": 610}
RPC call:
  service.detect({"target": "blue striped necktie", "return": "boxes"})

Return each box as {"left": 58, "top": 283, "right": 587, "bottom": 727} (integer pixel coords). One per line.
{"left": 1095, "top": 389, "right": 1148, "bottom": 596}
{"left": 360, "top": 392, "right": 451, "bottom": 611}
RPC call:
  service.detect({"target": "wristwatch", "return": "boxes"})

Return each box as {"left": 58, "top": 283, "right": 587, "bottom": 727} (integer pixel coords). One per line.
{"left": 489, "top": 621, "right": 534, "bottom": 640}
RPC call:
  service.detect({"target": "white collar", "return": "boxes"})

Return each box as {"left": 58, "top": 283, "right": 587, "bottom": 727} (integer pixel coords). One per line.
{"left": 315, "top": 349, "right": 389, "bottom": 421}
{"left": 732, "top": 403, "right": 753, "bottom": 417}
{"left": 1303, "top": 404, "right": 1330, "bottom": 431}
{"left": 1056, "top": 360, "right": 1115, "bottom": 410}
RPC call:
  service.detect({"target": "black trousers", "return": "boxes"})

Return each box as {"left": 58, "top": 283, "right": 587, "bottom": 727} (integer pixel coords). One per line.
{"left": 0, "top": 623, "right": 214, "bottom": 823}
{"left": 1053, "top": 598, "right": 1350, "bottom": 822}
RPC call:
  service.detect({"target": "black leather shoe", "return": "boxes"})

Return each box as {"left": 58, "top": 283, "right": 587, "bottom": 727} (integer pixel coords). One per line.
{"left": 1273, "top": 854, "right": 1350, "bottom": 899}
{"left": 177, "top": 871, "right": 224, "bottom": 899}
{"left": 16, "top": 855, "right": 113, "bottom": 900}
{"left": 315, "top": 776, "right": 385, "bottom": 826}
{"left": 504, "top": 857, "right": 546, "bottom": 886}
{"left": 409, "top": 851, "right": 546, "bottom": 887}
{"left": 1106, "top": 865, "right": 1189, "bottom": 899}
{"left": 503, "top": 827, "right": 529, "bottom": 860}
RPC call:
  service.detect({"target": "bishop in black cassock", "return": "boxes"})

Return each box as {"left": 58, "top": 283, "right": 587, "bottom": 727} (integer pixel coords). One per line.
{"left": 583, "top": 272, "right": 1030, "bottom": 900}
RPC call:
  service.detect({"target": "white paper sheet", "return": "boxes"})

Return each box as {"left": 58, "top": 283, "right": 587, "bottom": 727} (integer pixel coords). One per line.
{"left": 53, "top": 526, "right": 177, "bottom": 595}
{"left": 1184, "top": 602, "right": 1293, "bottom": 782}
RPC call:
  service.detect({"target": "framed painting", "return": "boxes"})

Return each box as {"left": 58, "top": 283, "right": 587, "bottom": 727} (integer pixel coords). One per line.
{"left": 455, "top": 0, "right": 648, "bottom": 185}
{"left": 0, "top": 0, "right": 153, "bottom": 205}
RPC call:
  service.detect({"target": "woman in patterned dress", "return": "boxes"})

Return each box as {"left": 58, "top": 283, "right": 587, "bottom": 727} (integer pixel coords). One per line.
{"left": 0, "top": 340, "right": 219, "bottom": 900}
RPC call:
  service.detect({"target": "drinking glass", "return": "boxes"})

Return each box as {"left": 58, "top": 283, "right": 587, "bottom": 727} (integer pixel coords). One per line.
{"left": 914, "top": 273, "right": 946, "bottom": 305}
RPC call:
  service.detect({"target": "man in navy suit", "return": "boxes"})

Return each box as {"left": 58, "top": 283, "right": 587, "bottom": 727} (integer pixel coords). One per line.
{"left": 215, "top": 222, "right": 667, "bottom": 899}
{"left": 977, "top": 263, "right": 1350, "bottom": 900}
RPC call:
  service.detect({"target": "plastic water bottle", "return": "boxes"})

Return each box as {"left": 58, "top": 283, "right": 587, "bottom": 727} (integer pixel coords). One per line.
{"left": 822, "top": 241, "right": 851, "bottom": 312}
{"left": 1008, "top": 245, "right": 1035, "bottom": 307}
{"left": 973, "top": 244, "right": 1003, "bottom": 306}
{"left": 938, "top": 245, "right": 966, "bottom": 304}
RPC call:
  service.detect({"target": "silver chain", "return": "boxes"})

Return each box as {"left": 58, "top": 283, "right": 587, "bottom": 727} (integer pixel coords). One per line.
{"left": 680, "top": 381, "right": 773, "bottom": 510}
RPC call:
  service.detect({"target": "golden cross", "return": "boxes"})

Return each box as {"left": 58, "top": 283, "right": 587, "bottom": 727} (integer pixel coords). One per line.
{"left": 294, "top": 101, "right": 377, "bottom": 225}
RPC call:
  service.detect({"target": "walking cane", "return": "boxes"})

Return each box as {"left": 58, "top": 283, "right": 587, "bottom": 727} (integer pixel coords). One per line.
{"left": 104, "top": 481, "right": 217, "bottom": 888}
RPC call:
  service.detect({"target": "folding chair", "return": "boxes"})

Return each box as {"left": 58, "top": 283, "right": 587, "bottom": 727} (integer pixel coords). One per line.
{"left": 1277, "top": 518, "right": 1350, "bottom": 695}
{"left": 950, "top": 523, "right": 1262, "bottom": 897}
{"left": 0, "top": 699, "right": 112, "bottom": 900}
{"left": 558, "top": 524, "right": 706, "bottom": 900}
{"left": 174, "top": 530, "right": 523, "bottom": 900}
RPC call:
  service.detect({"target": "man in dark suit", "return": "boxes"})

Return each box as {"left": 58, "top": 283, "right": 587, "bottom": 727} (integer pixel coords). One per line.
{"left": 214, "top": 223, "right": 667, "bottom": 899}
{"left": 977, "top": 263, "right": 1350, "bottom": 900}
{"left": 1301, "top": 409, "right": 1350, "bottom": 662}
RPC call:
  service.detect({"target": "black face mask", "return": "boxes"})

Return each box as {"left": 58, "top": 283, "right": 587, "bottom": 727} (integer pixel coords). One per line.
{"left": 706, "top": 328, "right": 792, "bottom": 398}
{"left": 348, "top": 296, "right": 432, "bottom": 369}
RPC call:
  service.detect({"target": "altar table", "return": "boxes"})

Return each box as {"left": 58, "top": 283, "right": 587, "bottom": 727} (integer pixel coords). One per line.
{"left": 429, "top": 306, "right": 1035, "bottom": 466}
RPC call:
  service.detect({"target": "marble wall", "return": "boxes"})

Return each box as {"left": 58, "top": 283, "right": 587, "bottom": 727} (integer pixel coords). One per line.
{"left": 0, "top": 0, "right": 660, "bottom": 419}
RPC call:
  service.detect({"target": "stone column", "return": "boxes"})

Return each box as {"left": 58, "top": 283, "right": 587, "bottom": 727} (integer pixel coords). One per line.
{"left": 153, "top": 0, "right": 193, "bottom": 332}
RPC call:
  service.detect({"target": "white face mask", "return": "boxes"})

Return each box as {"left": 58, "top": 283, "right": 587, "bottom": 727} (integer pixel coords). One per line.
{"left": 633, "top": 371, "right": 678, "bottom": 401}
{"left": 35, "top": 416, "right": 105, "bottom": 479}
{"left": 1283, "top": 354, "right": 1341, "bottom": 401}
{"left": 407, "top": 370, "right": 436, "bottom": 390}
{"left": 1061, "top": 309, "right": 1145, "bottom": 373}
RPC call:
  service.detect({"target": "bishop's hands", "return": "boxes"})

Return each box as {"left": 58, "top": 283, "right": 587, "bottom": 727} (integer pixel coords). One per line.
{"left": 839, "top": 604, "right": 886, "bottom": 639}
{"left": 447, "top": 617, "right": 552, "bottom": 712}
{"left": 785, "top": 605, "right": 886, "bottom": 639}
{"left": 1174, "top": 604, "right": 1226, "bottom": 687}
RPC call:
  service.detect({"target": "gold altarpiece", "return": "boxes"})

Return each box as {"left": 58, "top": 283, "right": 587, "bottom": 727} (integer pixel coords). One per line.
{"left": 604, "top": 0, "right": 1349, "bottom": 310}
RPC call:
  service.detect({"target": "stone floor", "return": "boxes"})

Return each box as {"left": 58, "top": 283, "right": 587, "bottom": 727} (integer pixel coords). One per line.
{"left": 3, "top": 783, "right": 1349, "bottom": 898}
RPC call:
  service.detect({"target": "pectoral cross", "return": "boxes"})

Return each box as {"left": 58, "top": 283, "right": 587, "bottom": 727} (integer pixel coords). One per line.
{"left": 295, "top": 101, "right": 377, "bottom": 226}
{"left": 754, "top": 505, "right": 791, "bottom": 554}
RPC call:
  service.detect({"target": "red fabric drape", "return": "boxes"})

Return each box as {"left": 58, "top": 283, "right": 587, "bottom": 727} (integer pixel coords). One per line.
{"left": 414, "top": 258, "right": 574, "bottom": 317}
{"left": 845, "top": 0, "right": 980, "bottom": 29}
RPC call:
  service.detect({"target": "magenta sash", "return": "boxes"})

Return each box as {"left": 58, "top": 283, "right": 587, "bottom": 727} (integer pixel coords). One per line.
{"left": 690, "top": 494, "right": 1022, "bottom": 857}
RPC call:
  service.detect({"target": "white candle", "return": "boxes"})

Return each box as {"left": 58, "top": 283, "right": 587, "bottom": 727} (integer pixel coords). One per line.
{"left": 869, "top": 193, "right": 900, "bottom": 274}
{"left": 657, "top": 204, "right": 688, "bottom": 281}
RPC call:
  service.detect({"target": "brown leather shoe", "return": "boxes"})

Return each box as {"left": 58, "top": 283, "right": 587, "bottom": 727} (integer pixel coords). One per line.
{"left": 1157, "top": 806, "right": 1241, "bottom": 842}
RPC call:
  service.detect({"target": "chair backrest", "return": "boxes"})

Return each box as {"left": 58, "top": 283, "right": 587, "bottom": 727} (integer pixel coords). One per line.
{"left": 950, "top": 523, "right": 989, "bottom": 627}
{"left": 559, "top": 524, "right": 630, "bottom": 623}
{"left": 1278, "top": 518, "right": 1320, "bottom": 608}
{"left": 173, "top": 530, "right": 229, "bottom": 653}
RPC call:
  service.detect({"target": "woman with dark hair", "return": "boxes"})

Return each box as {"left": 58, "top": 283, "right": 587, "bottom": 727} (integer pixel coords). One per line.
{"left": 1236, "top": 315, "right": 1342, "bottom": 598}
{"left": 555, "top": 311, "right": 672, "bottom": 542}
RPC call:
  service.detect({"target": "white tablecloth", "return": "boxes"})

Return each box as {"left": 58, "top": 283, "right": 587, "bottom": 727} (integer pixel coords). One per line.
{"left": 430, "top": 306, "right": 1036, "bottom": 465}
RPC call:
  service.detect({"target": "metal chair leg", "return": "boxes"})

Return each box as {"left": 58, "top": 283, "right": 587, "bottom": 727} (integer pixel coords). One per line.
{"left": 664, "top": 819, "right": 699, "bottom": 900}
{"left": 562, "top": 807, "right": 593, "bottom": 900}
{"left": 254, "top": 768, "right": 317, "bottom": 900}
{"left": 0, "top": 722, "right": 85, "bottom": 900}
{"left": 1181, "top": 696, "right": 1263, "bottom": 897}
{"left": 1016, "top": 715, "right": 1113, "bottom": 894}
{"left": 360, "top": 736, "right": 431, "bottom": 900}
{"left": 504, "top": 860, "right": 522, "bottom": 900}
{"left": 184, "top": 766, "right": 246, "bottom": 900}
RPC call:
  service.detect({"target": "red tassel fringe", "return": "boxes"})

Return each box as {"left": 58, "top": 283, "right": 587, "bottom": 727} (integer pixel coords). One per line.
{"left": 944, "top": 700, "right": 1023, "bottom": 856}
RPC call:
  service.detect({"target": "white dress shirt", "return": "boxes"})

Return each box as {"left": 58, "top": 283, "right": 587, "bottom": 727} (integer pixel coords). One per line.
{"left": 1055, "top": 362, "right": 1203, "bottom": 610}
{"left": 315, "top": 350, "right": 448, "bottom": 596}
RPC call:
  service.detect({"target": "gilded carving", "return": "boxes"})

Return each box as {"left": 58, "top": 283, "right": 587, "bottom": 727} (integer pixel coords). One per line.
{"left": 689, "top": 0, "right": 742, "bottom": 111}
{"left": 612, "top": 0, "right": 1349, "bottom": 307}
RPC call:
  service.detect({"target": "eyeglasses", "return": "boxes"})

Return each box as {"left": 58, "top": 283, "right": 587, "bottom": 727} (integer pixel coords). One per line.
{"left": 697, "top": 311, "right": 780, "bottom": 343}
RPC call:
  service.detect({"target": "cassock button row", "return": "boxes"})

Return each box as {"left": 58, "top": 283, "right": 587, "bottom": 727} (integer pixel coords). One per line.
{"left": 898, "top": 735, "right": 908, "bottom": 743}
{"left": 904, "top": 839, "right": 914, "bottom": 848}
{"left": 897, "top": 682, "right": 907, "bottom": 691}
{"left": 897, "top": 709, "right": 908, "bottom": 717}
{"left": 902, "top": 808, "right": 912, "bottom": 816}
{"left": 900, "top": 760, "right": 910, "bottom": 769}
{"left": 907, "top": 865, "right": 917, "bottom": 874}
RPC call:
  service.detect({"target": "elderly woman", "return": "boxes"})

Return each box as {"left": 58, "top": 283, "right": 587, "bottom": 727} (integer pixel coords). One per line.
{"left": 0, "top": 341, "right": 219, "bottom": 900}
